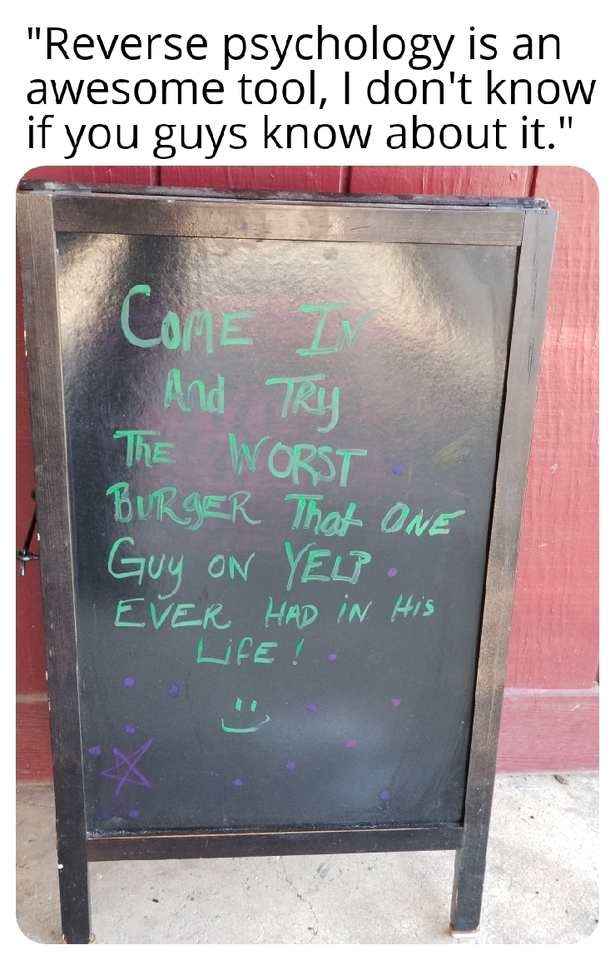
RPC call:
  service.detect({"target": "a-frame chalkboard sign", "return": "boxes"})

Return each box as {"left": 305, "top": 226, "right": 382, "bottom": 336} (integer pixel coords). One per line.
{"left": 17, "top": 182, "right": 556, "bottom": 944}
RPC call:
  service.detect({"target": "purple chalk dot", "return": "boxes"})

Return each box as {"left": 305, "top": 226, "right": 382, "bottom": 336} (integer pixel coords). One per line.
{"left": 125, "top": 724, "right": 138, "bottom": 735}
{"left": 387, "top": 567, "right": 398, "bottom": 578}
{"left": 380, "top": 790, "right": 391, "bottom": 801}
{"left": 346, "top": 740, "right": 356, "bottom": 748}
{"left": 234, "top": 778, "right": 243, "bottom": 787}
{"left": 100, "top": 811, "right": 110, "bottom": 820}
{"left": 328, "top": 654, "right": 337, "bottom": 662}
{"left": 286, "top": 761, "right": 297, "bottom": 770}
{"left": 392, "top": 463, "right": 404, "bottom": 476}
{"left": 88, "top": 746, "right": 102, "bottom": 756}
{"left": 169, "top": 684, "right": 180, "bottom": 697}
{"left": 124, "top": 676, "right": 135, "bottom": 688}
{"left": 391, "top": 699, "right": 401, "bottom": 707}
{"left": 305, "top": 703, "right": 319, "bottom": 712}
{"left": 128, "top": 809, "right": 140, "bottom": 819}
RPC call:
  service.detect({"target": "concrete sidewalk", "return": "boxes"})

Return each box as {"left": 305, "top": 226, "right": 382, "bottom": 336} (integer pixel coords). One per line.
{"left": 15, "top": 773, "right": 598, "bottom": 945}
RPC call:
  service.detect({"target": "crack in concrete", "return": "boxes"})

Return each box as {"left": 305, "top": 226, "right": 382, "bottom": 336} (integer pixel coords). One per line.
{"left": 279, "top": 858, "right": 319, "bottom": 942}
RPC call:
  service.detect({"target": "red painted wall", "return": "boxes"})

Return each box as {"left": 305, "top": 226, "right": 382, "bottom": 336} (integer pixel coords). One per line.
{"left": 16, "top": 165, "right": 598, "bottom": 780}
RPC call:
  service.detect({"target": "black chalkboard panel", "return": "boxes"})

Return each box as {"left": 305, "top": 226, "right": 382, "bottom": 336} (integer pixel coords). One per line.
{"left": 17, "top": 184, "right": 557, "bottom": 943}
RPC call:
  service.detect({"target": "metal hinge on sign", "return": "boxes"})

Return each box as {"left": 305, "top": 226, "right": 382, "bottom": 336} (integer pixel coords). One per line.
{"left": 17, "top": 490, "right": 39, "bottom": 576}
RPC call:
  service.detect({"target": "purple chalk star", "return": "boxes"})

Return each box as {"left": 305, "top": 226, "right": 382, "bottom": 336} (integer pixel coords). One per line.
{"left": 392, "top": 463, "right": 404, "bottom": 476}
{"left": 234, "top": 778, "right": 243, "bottom": 787}
{"left": 100, "top": 738, "right": 153, "bottom": 797}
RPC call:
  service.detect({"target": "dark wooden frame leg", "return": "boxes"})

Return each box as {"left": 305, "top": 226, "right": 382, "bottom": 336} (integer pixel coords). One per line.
{"left": 450, "top": 838, "right": 487, "bottom": 935}
{"left": 51, "top": 698, "right": 93, "bottom": 943}
{"left": 56, "top": 786, "right": 92, "bottom": 944}
{"left": 449, "top": 776, "right": 494, "bottom": 935}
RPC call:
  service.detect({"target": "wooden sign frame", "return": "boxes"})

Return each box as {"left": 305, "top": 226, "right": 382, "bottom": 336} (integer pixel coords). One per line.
{"left": 17, "top": 182, "right": 557, "bottom": 944}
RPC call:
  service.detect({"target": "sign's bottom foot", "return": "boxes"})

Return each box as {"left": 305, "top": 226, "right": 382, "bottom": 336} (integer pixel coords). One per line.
{"left": 450, "top": 924, "right": 480, "bottom": 938}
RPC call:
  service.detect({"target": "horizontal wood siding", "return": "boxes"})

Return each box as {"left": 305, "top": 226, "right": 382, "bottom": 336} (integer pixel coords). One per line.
{"left": 159, "top": 166, "right": 347, "bottom": 191}
{"left": 507, "top": 167, "right": 599, "bottom": 689}
{"left": 349, "top": 165, "right": 533, "bottom": 198}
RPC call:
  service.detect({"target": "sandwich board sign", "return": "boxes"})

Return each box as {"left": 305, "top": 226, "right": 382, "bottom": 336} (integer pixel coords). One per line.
{"left": 17, "top": 182, "right": 556, "bottom": 943}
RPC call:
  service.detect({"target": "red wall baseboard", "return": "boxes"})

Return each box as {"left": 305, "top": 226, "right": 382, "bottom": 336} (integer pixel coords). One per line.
{"left": 16, "top": 698, "right": 52, "bottom": 783}
{"left": 496, "top": 688, "right": 599, "bottom": 773}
